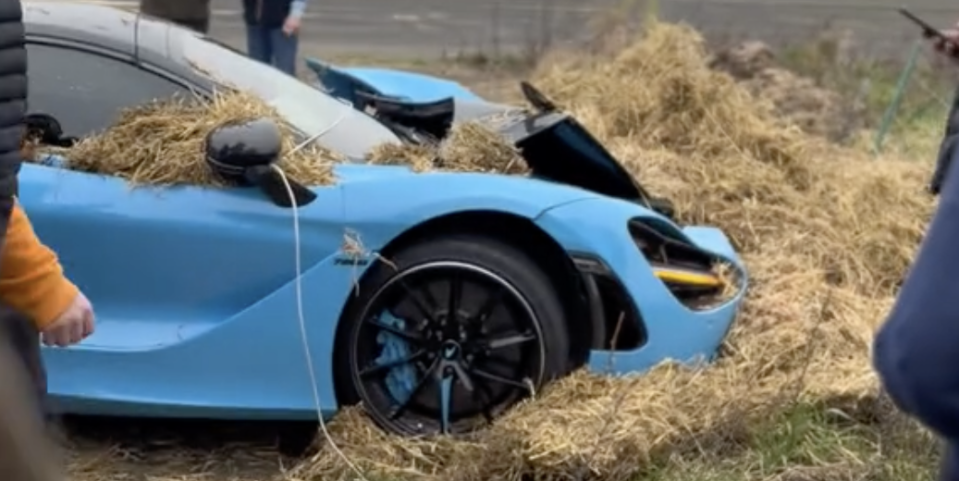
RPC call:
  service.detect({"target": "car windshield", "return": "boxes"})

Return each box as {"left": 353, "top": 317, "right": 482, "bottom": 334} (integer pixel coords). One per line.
{"left": 179, "top": 34, "right": 398, "bottom": 158}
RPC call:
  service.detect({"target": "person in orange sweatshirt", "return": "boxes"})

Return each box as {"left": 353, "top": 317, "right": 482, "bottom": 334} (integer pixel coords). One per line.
{"left": 2, "top": 203, "right": 95, "bottom": 346}
{"left": 0, "top": 202, "right": 94, "bottom": 421}
{"left": 0, "top": 0, "right": 95, "bottom": 477}
{"left": 0, "top": 0, "right": 95, "bottom": 437}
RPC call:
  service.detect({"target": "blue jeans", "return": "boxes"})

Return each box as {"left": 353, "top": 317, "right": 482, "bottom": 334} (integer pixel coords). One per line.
{"left": 246, "top": 25, "right": 298, "bottom": 76}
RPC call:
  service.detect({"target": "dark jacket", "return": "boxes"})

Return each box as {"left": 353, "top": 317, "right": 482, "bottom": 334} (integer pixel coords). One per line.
{"left": 943, "top": 445, "right": 959, "bottom": 481}
{"left": 139, "top": 0, "right": 212, "bottom": 23}
{"left": 873, "top": 137, "right": 959, "bottom": 480}
{"left": 0, "top": 2, "right": 56, "bottom": 480}
{"left": 242, "top": 0, "right": 293, "bottom": 29}
{"left": 0, "top": 0, "right": 24, "bottom": 200}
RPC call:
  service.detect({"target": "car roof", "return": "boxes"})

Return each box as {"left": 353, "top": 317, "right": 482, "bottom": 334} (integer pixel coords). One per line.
{"left": 23, "top": 2, "right": 138, "bottom": 56}
{"left": 21, "top": 1, "right": 403, "bottom": 157}
{"left": 22, "top": 2, "right": 215, "bottom": 90}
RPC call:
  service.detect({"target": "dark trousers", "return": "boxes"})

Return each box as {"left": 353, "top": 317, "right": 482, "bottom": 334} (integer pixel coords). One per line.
{"left": 172, "top": 17, "right": 210, "bottom": 35}
{"left": 0, "top": 196, "right": 47, "bottom": 422}
{"left": 0, "top": 323, "right": 61, "bottom": 481}
{"left": 169, "top": 18, "right": 210, "bottom": 35}
{"left": 0, "top": 306, "right": 46, "bottom": 419}
{"left": 246, "top": 25, "right": 298, "bottom": 76}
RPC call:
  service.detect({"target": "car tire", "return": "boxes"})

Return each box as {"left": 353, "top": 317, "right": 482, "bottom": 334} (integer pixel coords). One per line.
{"left": 335, "top": 234, "right": 570, "bottom": 435}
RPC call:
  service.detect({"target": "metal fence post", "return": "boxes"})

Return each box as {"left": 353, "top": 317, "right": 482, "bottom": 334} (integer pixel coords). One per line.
{"left": 873, "top": 39, "right": 923, "bottom": 155}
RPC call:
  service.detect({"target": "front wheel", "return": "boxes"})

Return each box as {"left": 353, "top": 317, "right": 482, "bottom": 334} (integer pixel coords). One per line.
{"left": 336, "top": 235, "right": 570, "bottom": 435}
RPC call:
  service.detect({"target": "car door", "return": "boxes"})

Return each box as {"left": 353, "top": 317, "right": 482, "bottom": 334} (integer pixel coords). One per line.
{"left": 19, "top": 41, "right": 346, "bottom": 354}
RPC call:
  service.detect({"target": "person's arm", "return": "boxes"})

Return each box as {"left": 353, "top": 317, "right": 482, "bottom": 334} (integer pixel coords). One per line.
{"left": 0, "top": 202, "right": 78, "bottom": 330}
{"left": 874, "top": 145, "right": 959, "bottom": 440}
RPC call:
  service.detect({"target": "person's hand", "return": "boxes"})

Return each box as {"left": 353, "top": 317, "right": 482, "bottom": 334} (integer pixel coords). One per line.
{"left": 282, "top": 15, "right": 301, "bottom": 36}
{"left": 928, "top": 21, "right": 959, "bottom": 58}
{"left": 41, "top": 292, "right": 94, "bottom": 347}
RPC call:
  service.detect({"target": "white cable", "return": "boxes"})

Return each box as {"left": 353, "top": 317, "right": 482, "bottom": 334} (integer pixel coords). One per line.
{"left": 271, "top": 164, "right": 368, "bottom": 481}
{"left": 288, "top": 97, "right": 354, "bottom": 156}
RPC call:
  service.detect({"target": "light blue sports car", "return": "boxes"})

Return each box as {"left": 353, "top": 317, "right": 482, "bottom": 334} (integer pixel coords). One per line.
{"left": 23, "top": 2, "right": 747, "bottom": 436}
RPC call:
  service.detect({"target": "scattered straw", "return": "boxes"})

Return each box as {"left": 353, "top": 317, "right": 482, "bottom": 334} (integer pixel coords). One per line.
{"left": 56, "top": 90, "right": 340, "bottom": 187}
{"left": 364, "top": 142, "right": 435, "bottom": 172}
{"left": 366, "top": 119, "right": 528, "bottom": 175}
{"left": 293, "top": 21, "right": 934, "bottom": 481}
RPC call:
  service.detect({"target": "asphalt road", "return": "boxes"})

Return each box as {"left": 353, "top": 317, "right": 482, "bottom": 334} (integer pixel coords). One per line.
{"left": 206, "top": 0, "right": 629, "bottom": 57}
{"left": 51, "top": 0, "right": 625, "bottom": 58}
{"left": 36, "top": 0, "right": 953, "bottom": 59}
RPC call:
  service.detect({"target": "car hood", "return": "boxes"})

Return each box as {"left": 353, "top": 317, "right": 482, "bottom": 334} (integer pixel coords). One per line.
{"left": 329, "top": 161, "right": 603, "bottom": 219}
{"left": 361, "top": 96, "right": 656, "bottom": 209}
{"left": 493, "top": 108, "right": 648, "bottom": 204}
{"left": 305, "top": 57, "right": 483, "bottom": 105}
{"left": 332, "top": 162, "right": 419, "bottom": 183}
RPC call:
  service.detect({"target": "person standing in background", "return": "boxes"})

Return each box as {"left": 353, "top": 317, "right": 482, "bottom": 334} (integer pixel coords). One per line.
{"left": 139, "top": 0, "right": 213, "bottom": 34}
{"left": 243, "top": 0, "right": 308, "bottom": 76}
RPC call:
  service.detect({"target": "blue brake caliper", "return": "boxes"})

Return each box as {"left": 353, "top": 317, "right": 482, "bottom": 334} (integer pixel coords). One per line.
{"left": 375, "top": 312, "right": 418, "bottom": 405}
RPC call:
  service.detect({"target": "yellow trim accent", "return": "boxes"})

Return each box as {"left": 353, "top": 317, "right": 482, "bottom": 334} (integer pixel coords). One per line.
{"left": 652, "top": 266, "right": 723, "bottom": 288}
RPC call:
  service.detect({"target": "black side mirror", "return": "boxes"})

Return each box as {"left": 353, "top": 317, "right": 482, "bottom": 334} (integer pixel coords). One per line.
{"left": 205, "top": 118, "right": 317, "bottom": 208}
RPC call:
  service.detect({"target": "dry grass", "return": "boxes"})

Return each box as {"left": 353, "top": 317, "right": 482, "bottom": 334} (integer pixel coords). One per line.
{"left": 55, "top": 90, "right": 339, "bottom": 187}
{"left": 366, "top": 114, "right": 529, "bottom": 174}
{"left": 291, "top": 21, "right": 935, "bottom": 481}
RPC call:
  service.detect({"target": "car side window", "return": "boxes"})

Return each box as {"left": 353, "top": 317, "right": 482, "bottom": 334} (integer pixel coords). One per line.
{"left": 26, "top": 43, "right": 190, "bottom": 138}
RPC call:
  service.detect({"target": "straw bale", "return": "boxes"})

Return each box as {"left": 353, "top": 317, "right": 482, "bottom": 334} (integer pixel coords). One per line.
{"left": 294, "top": 21, "right": 934, "bottom": 481}
{"left": 43, "top": 90, "right": 339, "bottom": 186}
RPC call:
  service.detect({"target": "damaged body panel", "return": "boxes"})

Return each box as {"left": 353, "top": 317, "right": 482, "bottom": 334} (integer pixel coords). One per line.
{"left": 343, "top": 79, "right": 678, "bottom": 218}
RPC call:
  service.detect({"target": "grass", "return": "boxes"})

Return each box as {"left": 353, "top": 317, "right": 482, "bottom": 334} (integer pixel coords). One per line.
{"left": 64, "top": 400, "right": 940, "bottom": 481}
{"left": 634, "top": 401, "right": 938, "bottom": 481}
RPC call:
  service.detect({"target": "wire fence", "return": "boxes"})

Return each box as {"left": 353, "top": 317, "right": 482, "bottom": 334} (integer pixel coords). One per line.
{"left": 447, "top": 0, "right": 959, "bottom": 59}
{"left": 659, "top": 0, "right": 957, "bottom": 59}
{"left": 651, "top": 0, "right": 959, "bottom": 154}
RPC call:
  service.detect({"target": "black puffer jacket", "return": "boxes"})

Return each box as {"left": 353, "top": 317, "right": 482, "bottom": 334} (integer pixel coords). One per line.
{"left": 0, "top": 0, "right": 25, "bottom": 200}
{"left": 242, "top": 0, "right": 293, "bottom": 29}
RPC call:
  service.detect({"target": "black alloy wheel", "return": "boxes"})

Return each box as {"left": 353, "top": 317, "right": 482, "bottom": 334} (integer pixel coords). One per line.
{"left": 338, "top": 235, "right": 570, "bottom": 435}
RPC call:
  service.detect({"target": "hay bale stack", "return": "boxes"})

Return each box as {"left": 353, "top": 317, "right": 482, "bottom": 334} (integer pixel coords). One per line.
{"left": 62, "top": 90, "right": 339, "bottom": 186}
{"left": 295, "top": 21, "right": 934, "bottom": 481}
